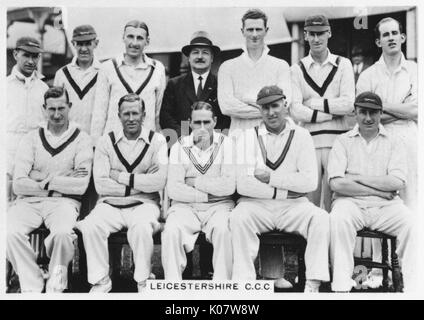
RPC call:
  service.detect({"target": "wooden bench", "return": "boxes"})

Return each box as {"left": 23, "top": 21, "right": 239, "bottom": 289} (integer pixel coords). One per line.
{"left": 258, "top": 231, "right": 307, "bottom": 291}
{"left": 354, "top": 228, "right": 402, "bottom": 292}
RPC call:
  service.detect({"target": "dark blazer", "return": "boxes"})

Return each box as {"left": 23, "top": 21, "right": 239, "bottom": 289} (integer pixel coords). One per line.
{"left": 160, "top": 72, "right": 230, "bottom": 137}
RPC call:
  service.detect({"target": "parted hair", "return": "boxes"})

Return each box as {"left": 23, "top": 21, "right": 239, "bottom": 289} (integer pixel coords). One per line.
{"left": 43, "top": 86, "right": 70, "bottom": 106}
{"left": 190, "top": 101, "right": 216, "bottom": 117}
{"left": 118, "top": 93, "right": 145, "bottom": 112}
{"left": 124, "top": 20, "right": 150, "bottom": 37}
{"left": 374, "top": 17, "right": 403, "bottom": 40}
{"left": 241, "top": 8, "right": 268, "bottom": 28}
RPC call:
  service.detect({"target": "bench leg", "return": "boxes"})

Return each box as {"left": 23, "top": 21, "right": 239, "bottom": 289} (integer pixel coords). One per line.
{"left": 199, "top": 242, "right": 213, "bottom": 279}
{"left": 259, "top": 243, "right": 285, "bottom": 279}
{"left": 382, "top": 238, "right": 389, "bottom": 291}
{"left": 182, "top": 251, "right": 194, "bottom": 279}
{"left": 390, "top": 238, "right": 403, "bottom": 292}
{"left": 297, "top": 243, "right": 306, "bottom": 291}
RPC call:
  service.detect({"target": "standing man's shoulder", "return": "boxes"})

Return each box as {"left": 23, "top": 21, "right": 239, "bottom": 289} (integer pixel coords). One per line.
{"left": 167, "top": 73, "right": 188, "bottom": 86}
{"left": 267, "top": 54, "right": 290, "bottom": 68}
{"left": 218, "top": 55, "right": 243, "bottom": 71}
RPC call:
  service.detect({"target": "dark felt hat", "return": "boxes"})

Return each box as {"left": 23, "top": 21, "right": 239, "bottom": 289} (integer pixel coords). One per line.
{"left": 182, "top": 31, "right": 220, "bottom": 56}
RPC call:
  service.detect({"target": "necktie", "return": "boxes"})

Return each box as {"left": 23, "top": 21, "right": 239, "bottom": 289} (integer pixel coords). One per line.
{"left": 196, "top": 75, "right": 203, "bottom": 100}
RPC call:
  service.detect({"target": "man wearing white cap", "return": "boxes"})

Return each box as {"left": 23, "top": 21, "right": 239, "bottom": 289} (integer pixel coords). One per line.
{"left": 290, "top": 14, "right": 355, "bottom": 211}
{"left": 231, "top": 85, "right": 330, "bottom": 293}
{"left": 218, "top": 8, "right": 292, "bottom": 135}
{"left": 91, "top": 20, "right": 166, "bottom": 144}
{"left": 7, "top": 37, "right": 48, "bottom": 199}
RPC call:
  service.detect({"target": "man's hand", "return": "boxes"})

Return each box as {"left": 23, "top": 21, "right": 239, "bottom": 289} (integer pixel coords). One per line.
{"left": 303, "top": 98, "right": 313, "bottom": 107}
{"left": 66, "top": 168, "right": 89, "bottom": 178}
{"left": 193, "top": 129, "right": 212, "bottom": 150}
{"left": 110, "top": 169, "right": 121, "bottom": 182}
{"left": 375, "top": 190, "right": 398, "bottom": 200}
{"left": 29, "top": 170, "right": 49, "bottom": 182}
{"left": 147, "top": 164, "right": 159, "bottom": 174}
{"left": 287, "top": 190, "right": 307, "bottom": 199}
{"left": 185, "top": 177, "right": 196, "bottom": 187}
{"left": 254, "top": 168, "right": 270, "bottom": 184}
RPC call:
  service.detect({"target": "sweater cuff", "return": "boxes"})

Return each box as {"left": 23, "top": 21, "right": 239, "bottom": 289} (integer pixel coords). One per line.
{"left": 269, "top": 171, "right": 284, "bottom": 189}
{"left": 275, "top": 189, "right": 288, "bottom": 200}
{"left": 311, "top": 98, "right": 324, "bottom": 111}
{"left": 118, "top": 172, "right": 131, "bottom": 186}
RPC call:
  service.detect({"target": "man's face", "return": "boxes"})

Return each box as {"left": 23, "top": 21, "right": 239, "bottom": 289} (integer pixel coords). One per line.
{"left": 72, "top": 39, "right": 98, "bottom": 64}
{"left": 188, "top": 47, "right": 213, "bottom": 74}
{"left": 352, "top": 54, "right": 364, "bottom": 65}
{"left": 123, "top": 26, "right": 149, "bottom": 59}
{"left": 119, "top": 100, "right": 144, "bottom": 136}
{"left": 376, "top": 20, "right": 405, "bottom": 56}
{"left": 190, "top": 109, "right": 216, "bottom": 143}
{"left": 45, "top": 95, "right": 71, "bottom": 127}
{"left": 13, "top": 49, "right": 40, "bottom": 77}
{"left": 242, "top": 19, "right": 268, "bottom": 50}
{"left": 304, "top": 29, "right": 331, "bottom": 55}
{"left": 260, "top": 99, "right": 288, "bottom": 131}
{"left": 355, "top": 106, "right": 381, "bottom": 134}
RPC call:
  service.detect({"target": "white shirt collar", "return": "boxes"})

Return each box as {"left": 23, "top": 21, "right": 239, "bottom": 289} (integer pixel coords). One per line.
{"left": 191, "top": 70, "right": 210, "bottom": 82}
{"left": 257, "top": 117, "right": 296, "bottom": 136}
{"left": 11, "top": 65, "right": 44, "bottom": 82}
{"left": 376, "top": 53, "right": 408, "bottom": 73}
{"left": 114, "top": 127, "right": 151, "bottom": 145}
{"left": 241, "top": 45, "right": 270, "bottom": 64}
{"left": 116, "top": 53, "right": 155, "bottom": 69}
{"left": 42, "top": 121, "right": 79, "bottom": 138}
{"left": 348, "top": 123, "right": 388, "bottom": 138}
{"left": 70, "top": 56, "right": 102, "bottom": 70}
{"left": 302, "top": 49, "right": 339, "bottom": 70}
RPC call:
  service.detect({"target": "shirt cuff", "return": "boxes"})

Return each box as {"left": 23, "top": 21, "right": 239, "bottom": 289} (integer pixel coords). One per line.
{"left": 194, "top": 177, "right": 204, "bottom": 192}
{"left": 118, "top": 172, "right": 131, "bottom": 186}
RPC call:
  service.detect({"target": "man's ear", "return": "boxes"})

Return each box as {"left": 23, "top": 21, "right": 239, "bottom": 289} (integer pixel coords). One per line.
{"left": 375, "top": 38, "right": 382, "bottom": 48}
{"left": 328, "top": 30, "right": 332, "bottom": 39}
{"left": 13, "top": 49, "right": 19, "bottom": 62}
{"left": 400, "top": 33, "right": 406, "bottom": 44}
{"left": 93, "top": 39, "right": 99, "bottom": 48}
{"left": 68, "top": 102, "right": 72, "bottom": 109}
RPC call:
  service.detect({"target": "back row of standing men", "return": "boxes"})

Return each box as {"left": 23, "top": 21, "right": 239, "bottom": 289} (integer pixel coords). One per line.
{"left": 6, "top": 8, "right": 418, "bottom": 293}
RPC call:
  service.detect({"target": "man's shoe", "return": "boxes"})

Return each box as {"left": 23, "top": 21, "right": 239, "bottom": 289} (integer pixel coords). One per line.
{"left": 362, "top": 273, "right": 383, "bottom": 289}
{"left": 89, "top": 276, "right": 112, "bottom": 293}
{"left": 304, "top": 280, "right": 321, "bottom": 293}
{"left": 46, "top": 265, "right": 68, "bottom": 293}
{"left": 138, "top": 280, "right": 147, "bottom": 292}
{"left": 274, "top": 278, "right": 293, "bottom": 290}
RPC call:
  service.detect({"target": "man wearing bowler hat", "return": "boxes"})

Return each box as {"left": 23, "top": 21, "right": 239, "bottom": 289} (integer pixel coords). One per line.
{"left": 160, "top": 31, "right": 230, "bottom": 141}
{"left": 7, "top": 37, "right": 48, "bottom": 199}
{"left": 328, "top": 92, "right": 417, "bottom": 292}
{"left": 54, "top": 25, "right": 101, "bottom": 135}
{"left": 290, "top": 14, "right": 355, "bottom": 211}
{"left": 230, "top": 85, "right": 330, "bottom": 293}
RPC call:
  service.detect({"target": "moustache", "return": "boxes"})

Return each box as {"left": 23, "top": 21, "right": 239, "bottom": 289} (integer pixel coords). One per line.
{"left": 128, "top": 45, "right": 140, "bottom": 49}
{"left": 195, "top": 59, "right": 206, "bottom": 63}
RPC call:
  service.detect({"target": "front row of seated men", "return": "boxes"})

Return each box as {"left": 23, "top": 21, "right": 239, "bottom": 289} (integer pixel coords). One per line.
{"left": 7, "top": 85, "right": 416, "bottom": 293}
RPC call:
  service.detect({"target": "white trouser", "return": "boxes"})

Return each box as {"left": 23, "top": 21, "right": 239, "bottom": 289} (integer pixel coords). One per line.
{"left": 7, "top": 199, "right": 79, "bottom": 292}
{"left": 230, "top": 197, "right": 330, "bottom": 282}
{"left": 161, "top": 200, "right": 234, "bottom": 280}
{"left": 330, "top": 198, "right": 417, "bottom": 292}
{"left": 76, "top": 202, "right": 161, "bottom": 284}
{"left": 309, "top": 147, "right": 332, "bottom": 211}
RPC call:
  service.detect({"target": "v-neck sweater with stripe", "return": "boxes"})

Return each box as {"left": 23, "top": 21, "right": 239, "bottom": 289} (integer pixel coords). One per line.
{"left": 290, "top": 52, "right": 355, "bottom": 148}
{"left": 12, "top": 123, "right": 93, "bottom": 206}
{"left": 54, "top": 57, "right": 101, "bottom": 135}
{"left": 90, "top": 55, "right": 166, "bottom": 144}
{"left": 235, "top": 120, "right": 318, "bottom": 200}
{"left": 167, "top": 132, "right": 236, "bottom": 206}
{"left": 93, "top": 128, "right": 168, "bottom": 207}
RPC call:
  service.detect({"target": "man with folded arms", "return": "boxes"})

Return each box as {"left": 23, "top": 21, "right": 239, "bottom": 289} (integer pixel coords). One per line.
{"left": 7, "top": 86, "right": 93, "bottom": 293}
{"left": 162, "top": 101, "right": 236, "bottom": 280}
{"left": 230, "top": 85, "right": 330, "bottom": 293}
{"left": 77, "top": 93, "right": 168, "bottom": 292}
{"left": 328, "top": 92, "right": 416, "bottom": 292}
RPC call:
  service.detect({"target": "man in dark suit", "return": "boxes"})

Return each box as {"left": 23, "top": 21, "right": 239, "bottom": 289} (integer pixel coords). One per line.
{"left": 351, "top": 46, "right": 372, "bottom": 84}
{"left": 160, "top": 31, "right": 230, "bottom": 140}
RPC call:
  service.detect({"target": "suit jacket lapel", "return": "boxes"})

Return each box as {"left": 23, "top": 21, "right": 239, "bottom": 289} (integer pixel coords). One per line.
{"left": 199, "top": 73, "right": 215, "bottom": 102}
{"left": 183, "top": 73, "right": 197, "bottom": 104}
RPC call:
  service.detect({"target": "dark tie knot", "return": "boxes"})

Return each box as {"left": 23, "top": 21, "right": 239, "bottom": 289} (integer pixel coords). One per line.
{"left": 198, "top": 75, "right": 203, "bottom": 81}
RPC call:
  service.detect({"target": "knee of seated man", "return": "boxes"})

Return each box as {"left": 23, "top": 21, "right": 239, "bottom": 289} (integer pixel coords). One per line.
{"left": 229, "top": 205, "right": 251, "bottom": 228}
{"left": 330, "top": 199, "right": 357, "bottom": 220}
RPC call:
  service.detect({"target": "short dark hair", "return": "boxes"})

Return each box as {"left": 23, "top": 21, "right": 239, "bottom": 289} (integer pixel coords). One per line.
{"left": 374, "top": 17, "right": 403, "bottom": 40}
{"left": 43, "top": 86, "right": 70, "bottom": 106}
{"left": 118, "top": 93, "right": 145, "bottom": 112}
{"left": 190, "top": 101, "right": 216, "bottom": 118}
{"left": 241, "top": 8, "right": 268, "bottom": 28}
{"left": 124, "top": 20, "right": 149, "bottom": 37}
